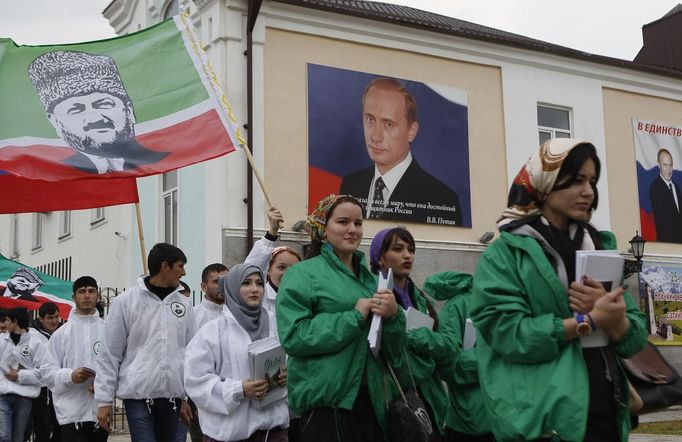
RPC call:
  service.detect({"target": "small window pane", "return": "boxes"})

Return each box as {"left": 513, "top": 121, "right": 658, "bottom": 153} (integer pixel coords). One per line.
{"left": 164, "top": 194, "right": 173, "bottom": 243}
{"left": 163, "top": 171, "right": 178, "bottom": 191}
{"left": 539, "top": 131, "right": 552, "bottom": 146}
{"left": 556, "top": 131, "right": 571, "bottom": 139}
{"left": 537, "top": 106, "right": 570, "bottom": 130}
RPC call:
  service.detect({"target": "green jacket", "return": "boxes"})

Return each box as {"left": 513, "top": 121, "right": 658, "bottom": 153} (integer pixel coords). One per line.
{"left": 276, "top": 245, "right": 406, "bottom": 431}
{"left": 420, "top": 271, "right": 492, "bottom": 435}
{"left": 470, "top": 230, "right": 648, "bottom": 442}
{"left": 400, "top": 282, "right": 455, "bottom": 434}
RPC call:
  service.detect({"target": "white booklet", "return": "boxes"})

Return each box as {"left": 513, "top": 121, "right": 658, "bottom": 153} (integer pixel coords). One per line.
{"left": 575, "top": 250, "right": 624, "bottom": 292}
{"left": 247, "top": 335, "right": 287, "bottom": 409}
{"left": 574, "top": 250, "right": 624, "bottom": 348}
{"left": 368, "top": 268, "right": 393, "bottom": 358}
{"left": 405, "top": 307, "right": 434, "bottom": 331}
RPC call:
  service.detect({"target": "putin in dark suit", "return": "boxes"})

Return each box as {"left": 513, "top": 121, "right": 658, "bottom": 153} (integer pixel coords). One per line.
{"left": 650, "top": 148, "right": 682, "bottom": 243}
{"left": 339, "top": 78, "right": 462, "bottom": 226}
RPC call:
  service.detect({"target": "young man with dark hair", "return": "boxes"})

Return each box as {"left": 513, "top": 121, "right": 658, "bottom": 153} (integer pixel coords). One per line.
{"left": 0, "top": 307, "right": 46, "bottom": 442}
{"left": 40, "top": 276, "right": 107, "bottom": 441}
{"left": 30, "top": 302, "right": 62, "bottom": 442}
{"left": 95, "top": 243, "right": 195, "bottom": 441}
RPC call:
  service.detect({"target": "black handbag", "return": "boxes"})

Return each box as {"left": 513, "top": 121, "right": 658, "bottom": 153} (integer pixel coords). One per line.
{"left": 385, "top": 357, "right": 435, "bottom": 442}
{"left": 622, "top": 342, "right": 682, "bottom": 414}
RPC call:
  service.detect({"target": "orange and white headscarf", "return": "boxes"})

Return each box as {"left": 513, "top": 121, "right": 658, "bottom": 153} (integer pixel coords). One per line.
{"left": 497, "top": 139, "right": 592, "bottom": 230}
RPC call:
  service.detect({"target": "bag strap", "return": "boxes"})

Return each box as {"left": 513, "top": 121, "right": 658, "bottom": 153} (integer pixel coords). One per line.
{"left": 385, "top": 362, "right": 407, "bottom": 403}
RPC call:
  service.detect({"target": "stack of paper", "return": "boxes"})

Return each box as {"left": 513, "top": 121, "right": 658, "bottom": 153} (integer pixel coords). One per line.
{"left": 405, "top": 307, "right": 434, "bottom": 331}
{"left": 574, "top": 250, "right": 625, "bottom": 348}
{"left": 247, "top": 335, "right": 287, "bottom": 409}
{"left": 575, "top": 250, "right": 624, "bottom": 292}
{"left": 368, "top": 268, "right": 393, "bottom": 358}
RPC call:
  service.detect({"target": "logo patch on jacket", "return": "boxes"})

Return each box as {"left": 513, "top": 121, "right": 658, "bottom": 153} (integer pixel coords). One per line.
{"left": 170, "top": 301, "right": 186, "bottom": 318}
{"left": 20, "top": 345, "right": 30, "bottom": 356}
{"left": 93, "top": 341, "right": 101, "bottom": 355}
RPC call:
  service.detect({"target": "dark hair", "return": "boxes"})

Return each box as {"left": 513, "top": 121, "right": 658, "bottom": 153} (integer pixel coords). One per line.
{"left": 362, "top": 77, "right": 417, "bottom": 125}
{"left": 201, "top": 263, "right": 229, "bottom": 283}
{"left": 658, "top": 148, "right": 672, "bottom": 163}
{"left": 72, "top": 276, "right": 98, "bottom": 295}
{"left": 8, "top": 307, "right": 30, "bottom": 330}
{"left": 370, "top": 227, "right": 416, "bottom": 274}
{"left": 0, "top": 309, "right": 7, "bottom": 321}
{"left": 306, "top": 195, "right": 364, "bottom": 259}
{"left": 147, "top": 243, "right": 187, "bottom": 277}
{"left": 551, "top": 143, "right": 601, "bottom": 212}
{"left": 38, "top": 302, "right": 59, "bottom": 318}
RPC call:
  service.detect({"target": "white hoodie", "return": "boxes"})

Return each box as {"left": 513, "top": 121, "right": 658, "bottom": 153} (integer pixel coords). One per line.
{"left": 40, "top": 310, "right": 104, "bottom": 425}
{"left": 193, "top": 298, "right": 224, "bottom": 330}
{"left": 94, "top": 277, "right": 196, "bottom": 407}
{"left": 0, "top": 328, "right": 45, "bottom": 398}
{"left": 184, "top": 308, "right": 288, "bottom": 441}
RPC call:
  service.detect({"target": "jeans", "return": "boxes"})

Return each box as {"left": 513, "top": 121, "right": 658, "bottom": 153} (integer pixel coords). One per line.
{"left": 124, "top": 398, "right": 181, "bottom": 442}
{"left": 0, "top": 393, "right": 33, "bottom": 442}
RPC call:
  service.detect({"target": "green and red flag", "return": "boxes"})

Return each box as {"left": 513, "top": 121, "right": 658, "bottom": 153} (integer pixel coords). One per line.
{"left": 0, "top": 254, "right": 74, "bottom": 319}
{"left": 0, "top": 14, "right": 242, "bottom": 208}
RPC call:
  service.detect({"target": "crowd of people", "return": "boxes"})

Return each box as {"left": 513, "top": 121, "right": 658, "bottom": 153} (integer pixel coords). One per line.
{"left": 0, "top": 139, "right": 648, "bottom": 442}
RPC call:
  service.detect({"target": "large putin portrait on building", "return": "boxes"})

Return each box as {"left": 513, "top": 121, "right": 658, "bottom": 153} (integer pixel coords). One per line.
{"left": 307, "top": 64, "right": 471, "bottom": 228}
{"left": 634, "top": 118, "right": 682, "bottom": 243}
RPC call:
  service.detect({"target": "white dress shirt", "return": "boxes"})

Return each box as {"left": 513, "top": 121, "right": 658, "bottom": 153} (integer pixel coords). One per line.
{"left": 365, "top": 151, "right": 413, "bottom": 217}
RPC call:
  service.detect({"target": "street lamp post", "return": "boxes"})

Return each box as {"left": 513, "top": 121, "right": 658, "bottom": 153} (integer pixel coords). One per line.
{"left": 623, "top": 231, "right": 646, "bottom": 279}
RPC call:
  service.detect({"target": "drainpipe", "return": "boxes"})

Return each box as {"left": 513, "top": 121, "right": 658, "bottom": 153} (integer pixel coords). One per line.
{"left": 245, "top": 0, "right": 263, "bottom": 256}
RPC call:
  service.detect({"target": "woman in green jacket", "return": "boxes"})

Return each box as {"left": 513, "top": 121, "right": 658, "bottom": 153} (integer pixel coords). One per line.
{"left": 369, "top": 226, "right": 455, "bottom": 439}
{"left": 421, "top": 271, "right": 494, "bottom": 442}
{"left": 470, "top": 139, "right": 647, "bottom": 442}
{"left": 276, "top": 194, "right": 405, "bottom": 442}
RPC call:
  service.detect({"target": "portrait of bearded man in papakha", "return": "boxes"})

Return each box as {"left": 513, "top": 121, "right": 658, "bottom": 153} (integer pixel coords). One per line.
{"left": 27, "top": 50, "right": 168, "bottom": 174}
{"left": 0, "top": 267, "right": 44, "bottom": 302}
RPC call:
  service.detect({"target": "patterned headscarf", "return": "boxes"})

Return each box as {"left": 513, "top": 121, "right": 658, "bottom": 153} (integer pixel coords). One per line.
{"left": 497, "top": 139, "right": 593, "bottom": 230}
{"left": 271, "top": 246, "right": 302, "bottom": 262}
{"left": 305, "top": 194, "right": 343, "bottom": 242}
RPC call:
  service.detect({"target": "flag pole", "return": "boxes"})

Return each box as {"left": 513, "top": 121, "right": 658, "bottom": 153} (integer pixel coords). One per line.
{"left": 178, "top": 11, "right": 279, "bottom": 226}
{"left": 135, "top": 202, "right": 149, "bottom": 275}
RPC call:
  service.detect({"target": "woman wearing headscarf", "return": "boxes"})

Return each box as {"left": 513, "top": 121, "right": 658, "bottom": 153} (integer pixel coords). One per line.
{"left": 470, "top": 139, "right": 647, "bottom": 441}
{"left": 369, "top": 227, "right": 455, "bottom": 439}
{"left": 276, "top": 194, "right": 405, "bottom": 442}
{"left": 184, "top": 263, "right": 289, "bottom": 442}
{"left": 421, "top": 271, "right": 493, "bottom": 442}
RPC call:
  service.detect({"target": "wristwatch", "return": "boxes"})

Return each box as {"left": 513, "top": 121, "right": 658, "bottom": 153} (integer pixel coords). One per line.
{"left": 575, "top": 313, "right": 592, "bottom": 337}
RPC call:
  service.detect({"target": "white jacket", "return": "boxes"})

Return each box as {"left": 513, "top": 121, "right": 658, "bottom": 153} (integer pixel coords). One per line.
{"left": 40, "top": 310, "right": 104, "bottom": 425}
{"left": 0, "top": 328, "right": 46, "bottom": 398}
{"left": 261, "top": 282, "right": 277, "bottom": 323}
{"left": 193, "top": 298, "right": 224, "bottom": 330}
{"left": 94, "top": 277, "right": 196, "bottom": 406}
{"left": 184, "top": 309, "right": 288, "bottom": 441}
{"left": 244, "top": 234, "right": 276, "bottom": 278}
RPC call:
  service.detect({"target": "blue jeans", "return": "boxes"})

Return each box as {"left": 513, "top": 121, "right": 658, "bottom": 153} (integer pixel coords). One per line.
{"left": 0, "top": 393, "right": 33, "bottom": 442}
{"left": 123, "top": 398, "right": 181, "bottom": 442}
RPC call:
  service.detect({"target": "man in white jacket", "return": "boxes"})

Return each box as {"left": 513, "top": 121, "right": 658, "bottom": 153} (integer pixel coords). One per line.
{"left": 0, "top": 307, "right": 45, "bottom": 442}
{"left": 95, "top": 243, "right": 196, "bottom": 441}
{"left": 193, "top": 263, "right": 228, "bottom": 329}
{"left": 40, "top": 276, "right": 107, "bottom": 441}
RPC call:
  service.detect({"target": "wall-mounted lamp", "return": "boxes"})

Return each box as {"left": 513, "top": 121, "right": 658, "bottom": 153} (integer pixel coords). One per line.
{"left": 623, "top": 231, "right": 646, "bottom": 279}
{"left": 478, "top": 231, "right": 495, "bottom": 244}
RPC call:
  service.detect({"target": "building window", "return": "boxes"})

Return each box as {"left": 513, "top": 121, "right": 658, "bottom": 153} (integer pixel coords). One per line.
{"left": 162, "top": 171, "right": 179, "bottom": 245}
{"left": 32, "top": 213, "right": 43, "bottom": 251}
{"left": 91, "top": 207, "right": 106, "bottom": 226}
{"left": 58, "top": 211, "right": 71, "bottom": 239}
{"left": 9, "top": 214, "right": 19, "bottom": 258}
{"left": 163, "top": 0, "right": 180, "bottom": 20}
{"left": 537, "top": 104, "right": 572, "bottom": 145}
